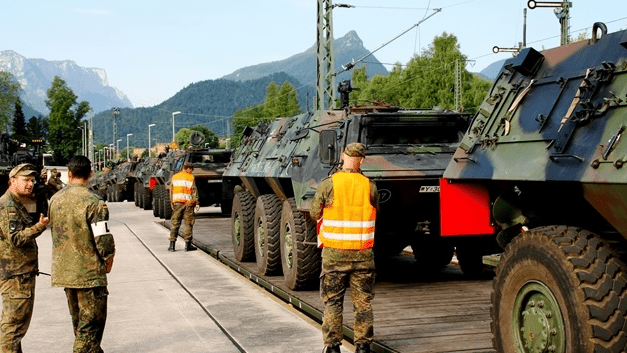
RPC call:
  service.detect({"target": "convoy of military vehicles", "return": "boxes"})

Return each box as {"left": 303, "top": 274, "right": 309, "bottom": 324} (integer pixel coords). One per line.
{"left": 77, "top": 21, "right": 627, "bottom": 353}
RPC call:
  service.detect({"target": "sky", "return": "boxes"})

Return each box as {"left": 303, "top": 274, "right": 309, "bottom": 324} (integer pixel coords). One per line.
{"left": 1, "top": 0, "right": 626, "bottom": 108}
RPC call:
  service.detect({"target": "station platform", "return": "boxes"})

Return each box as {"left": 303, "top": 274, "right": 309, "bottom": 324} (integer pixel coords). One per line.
{"left": 21, "top": 202, "right": 347, "bottom": 353}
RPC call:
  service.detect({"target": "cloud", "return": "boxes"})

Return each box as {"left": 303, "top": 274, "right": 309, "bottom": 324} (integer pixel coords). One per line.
{"left": 73, "top": 8, "right": 113, "bottom": 16}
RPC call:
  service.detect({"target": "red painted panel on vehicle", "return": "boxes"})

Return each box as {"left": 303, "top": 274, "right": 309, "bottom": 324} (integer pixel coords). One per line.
{"left": 440, "top": 178, "right": 495, "bottom": 236}
{"left": 149, "top": 178, "right": 157, "bottom": 190}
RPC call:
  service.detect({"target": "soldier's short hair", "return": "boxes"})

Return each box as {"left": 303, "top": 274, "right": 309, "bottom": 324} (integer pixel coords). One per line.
{"left": 67, "top": 156, "right": 91, "bottom": 180}
{"left": 183, "top": 161, "right": 194, "bottom": 169}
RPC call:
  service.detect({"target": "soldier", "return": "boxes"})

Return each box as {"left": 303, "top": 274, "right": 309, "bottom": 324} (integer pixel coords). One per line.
{"left": 310, "top": 142, "right": 379, "bottom": 353}
{"left": 0, "top": 163, "right": 49, "bottom": 352}
{"left": 168, "top": 161, "right": 199, "bottom": 252}
{"left": 49, "top": 156, "right": 115, "bottom": 353}
{"left": 46, "top": 168, "right": 63, "bottom": 199}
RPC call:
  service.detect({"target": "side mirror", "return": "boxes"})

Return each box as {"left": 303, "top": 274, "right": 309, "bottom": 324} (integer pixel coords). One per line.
{"left": 319, "top": 130, "right": 338, "bottom": 164}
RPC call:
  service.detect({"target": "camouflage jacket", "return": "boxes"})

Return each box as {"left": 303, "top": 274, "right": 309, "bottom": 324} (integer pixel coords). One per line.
{"left": 310, "top": 169, "right": 379, "bottom": 262}
{"left": 0, "top": 190, "right": 46, "bottom": 279}
{"left": 49, "top": 183, "right": 113, "bottom": 288}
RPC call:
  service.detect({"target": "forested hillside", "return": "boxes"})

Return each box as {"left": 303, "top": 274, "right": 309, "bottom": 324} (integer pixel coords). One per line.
{"left": 90, "top": 72, "right": 314, "bottom": 147}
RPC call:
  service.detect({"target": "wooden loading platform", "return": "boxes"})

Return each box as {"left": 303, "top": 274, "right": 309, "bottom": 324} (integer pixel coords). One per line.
{"left": 167, "top": 209, "right": 496, "bottom": 353}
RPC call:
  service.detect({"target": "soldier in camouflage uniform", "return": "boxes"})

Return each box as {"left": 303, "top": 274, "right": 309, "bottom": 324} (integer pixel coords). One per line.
{"left": 310, "top": 143, "right": 379, "bottom": 353}
{"left": 46, "top": 168, "right": 63, "bottom": 199}
{"left": 168, "top": 161, "right": 199, "bottom": 252}
{"left": 0, "top": 163, "right": 49, "bottom": 353}
{"left": 49, "top": 156, "right": 115, "bottom": 353}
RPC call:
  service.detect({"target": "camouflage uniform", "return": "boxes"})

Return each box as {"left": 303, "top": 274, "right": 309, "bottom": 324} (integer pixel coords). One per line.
{"left": 46, "top": 171, "right": 63, "bottom": 199}
{"left": 49, "top": 183, "right": 114, "bottom": 353}
{"left": 310, "top": 167, "right": 379, "bottom": 348}
{"left": 0, "top": 187, "right": 47, "bottom": 352}
{"left": 169, "top": 170, "right": 199, "bottom": 243}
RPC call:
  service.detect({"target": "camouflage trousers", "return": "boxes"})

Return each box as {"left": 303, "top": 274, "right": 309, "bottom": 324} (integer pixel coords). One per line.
{"left": 320, "top": 258, "right": 375, "bottom": 347}
{"left": 169, "top": 203, "right": 195, "bottom": 242}
{"left": 65, "top": 286, "right": 108, "bottom": 353}
{"left": 0, "top": 274, "right": 35, "bottom": 353}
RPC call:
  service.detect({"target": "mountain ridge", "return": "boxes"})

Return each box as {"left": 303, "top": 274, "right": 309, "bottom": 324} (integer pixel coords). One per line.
{"left": 0, "top": 50, "right": 133, "bottom": 115}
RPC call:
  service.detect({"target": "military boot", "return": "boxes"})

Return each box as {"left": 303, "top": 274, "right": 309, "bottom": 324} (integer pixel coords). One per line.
{"left": 324, "top": 345, "right": 341, "bottom": 353}
{"left": 185, "top": 241, "right": 197, "bottom": 251}
{"left": 168, "top": 241, "right": 176, "bottom": 252}
{"left": 355, "top": 343, "right": 370, "bottom": 353}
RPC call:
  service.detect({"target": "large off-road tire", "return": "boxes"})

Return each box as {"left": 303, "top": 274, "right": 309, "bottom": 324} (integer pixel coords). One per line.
{"left": 232, "top": 191, "right": 256, "bottom": 262}
{"left": 158, "top": 186, "right": 166, "bottom": 219}
{"left": 133, "top": 183, "right": 140, "bottom": 206}
{"left": 163, "top": 189, "right": 173, "bottom": 220}
{"left": 253, "top": 194, "right": 283, "bottom": 275}
{"left": 142, "top": 188, "right": 152, "bottom": 210}
{"left": 279, "top": 198, "right": 321, "bottom": 290}
{"left": 152, "top": 185, "right": 162, "bottom": 218}
{"left": 491, "top": 226, "right": 627, "bottom": 353}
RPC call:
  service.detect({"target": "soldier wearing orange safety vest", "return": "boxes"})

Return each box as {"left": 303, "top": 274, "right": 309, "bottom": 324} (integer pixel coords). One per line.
{"left": 310, "top": 142, "right": 379, "bottom": 353}
{"left": 168, "top": 162, "right": 199, "bottom": 252}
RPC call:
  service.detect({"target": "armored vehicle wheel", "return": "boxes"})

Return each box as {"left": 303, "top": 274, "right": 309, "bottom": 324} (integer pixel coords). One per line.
{"left": 158, "top": 186, "right": 166, "bottom": 219}
{"left": 152, "top": 185, "right": 161, "bottom": 217}
{"left": 163, "top": 190, "right": 172, "bottom": 220}
{"left": 142, "top": 187, "right": 152, "bottom": 210}
{"left": 457, "top": 243, "right": 492, "bottom": 278}
{"left": 253, "top": 194, "right": 283, "bottom": 275}
{"left": 279, "top": 198, "right": 320, "bottom": 290}
{"left": 231, "top": 191, "right": 255, "bottom": 262}
{"left": 491, "top": 226, "right": 627, "bottom": 353}
{"left": 133, "top": 183, "right": 139, "bottom": 206}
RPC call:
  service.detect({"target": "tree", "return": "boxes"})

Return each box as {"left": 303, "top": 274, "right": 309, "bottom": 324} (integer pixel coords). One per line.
{"left": 348, "top": 33, "right": 490, "bottom": 113}
{"left": 175, "top": 125, "right": 220, "bottom": 150}
{"left": 263, "top": 82, "right": 280, "bottom": 117}
{"left": 46, "top": 76, "right": 91, "bottom": 164}
{"left": 276, "top": 81, "right": 301, "bottom": 117}
{"left": 12, "top": 97, "right": 28, "bottom": 142}
{"left": 26, "top": 115, "right": 47, "bottom": 142}
{"left": 0, "top": 72, "right": 21, "bottom": 132}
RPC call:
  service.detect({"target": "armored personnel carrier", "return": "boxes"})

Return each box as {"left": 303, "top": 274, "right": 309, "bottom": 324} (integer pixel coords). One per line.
{"left": 104, "top": 159, "right": 139, "bottom": 202}
{"left": 222, "top": 85, "right": 471, "bottom": 290}
{"left": 442, "top": 23, "right": 627, "bottom": 352}
{"left": 133, "top": 157, "right": 161, "bottom": 209}
{"left": 149, "top": 133, "right": 231, "bottom": 219}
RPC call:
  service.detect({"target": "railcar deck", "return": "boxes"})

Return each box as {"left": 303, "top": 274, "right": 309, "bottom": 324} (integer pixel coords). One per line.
{"left": 167, "top": 209, "right": 495, "bottom": 353}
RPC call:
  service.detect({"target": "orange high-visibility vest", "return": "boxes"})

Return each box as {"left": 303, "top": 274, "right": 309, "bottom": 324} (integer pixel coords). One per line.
{"left": 171, "top": 171, "right": 195, "bottom": 204}
{"left": 320, "top": 172, "right": 376, "bottom": 250}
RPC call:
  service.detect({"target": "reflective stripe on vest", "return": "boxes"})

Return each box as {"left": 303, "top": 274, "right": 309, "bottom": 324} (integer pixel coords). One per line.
{"left": 171, "top": 172, "right": 194, "bottom": 204}
{"left": 320, "top": 172, "right": 376, "bottom": 250}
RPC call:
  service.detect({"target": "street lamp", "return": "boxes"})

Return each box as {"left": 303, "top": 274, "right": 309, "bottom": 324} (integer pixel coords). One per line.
{"left": 109, "top": 144, "right": 114, "bottom": 161}
{"left": 116, "top": 139, "right": 122, "bottom": 157}
{"left": 172, "top": 111, "right": 181, "bottom": 143}
{"left": 127, "top": 133, "right": 133, "bottom": 162}
{"left": 148, "top": 124, "right": 156, "bottom": 157}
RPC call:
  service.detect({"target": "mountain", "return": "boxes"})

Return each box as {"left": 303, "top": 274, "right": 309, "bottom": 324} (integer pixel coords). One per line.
{"left": 222, "top": 30, "right": 389, "bottom": 84}
{"left": 478, "top": 58, "right": 507, "bottom": 82}
{"left": 90, "top": 72, "right": 314, "bottom": 147}
{"left": 0, "top": 50, "right": 133, "bottom": 115}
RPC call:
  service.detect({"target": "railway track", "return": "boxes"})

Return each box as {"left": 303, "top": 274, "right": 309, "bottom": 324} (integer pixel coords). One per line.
{"left": 165, "top": 208, "right": 496, "bottom": 353}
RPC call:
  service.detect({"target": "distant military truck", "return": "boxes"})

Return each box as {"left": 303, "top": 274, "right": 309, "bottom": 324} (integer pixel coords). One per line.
{"left": 222, "top": 86, "right": 471, "bottom": 290}
{"left": 441, "top": 23, "right": 627, "bottom": 352}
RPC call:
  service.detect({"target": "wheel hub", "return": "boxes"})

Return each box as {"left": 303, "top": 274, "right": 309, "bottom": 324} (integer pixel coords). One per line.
{"left": 257, "top": 217, "right": 265, "bottom": 257}
{"left": 233, "top": 213, "right": 241, "bottom": 246}
{"left": 284, "top": 224, "right": 293, "bottom": 269}
{"left": 514, "top": 282, "right": 565, "bottom": 353}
